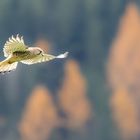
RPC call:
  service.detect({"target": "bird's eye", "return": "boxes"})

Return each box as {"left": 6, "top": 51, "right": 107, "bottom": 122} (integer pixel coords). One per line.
{"left": 38, "top": 50, "right": 43, "bottom": 55}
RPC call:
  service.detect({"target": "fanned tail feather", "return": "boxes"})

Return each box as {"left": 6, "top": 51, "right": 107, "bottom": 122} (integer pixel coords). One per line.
{"left": 0, "top": 60, "right": 18, "bottom": 74}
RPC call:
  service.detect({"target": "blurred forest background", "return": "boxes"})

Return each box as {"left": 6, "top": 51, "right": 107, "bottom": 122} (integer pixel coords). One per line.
{"left": 0, "top": 0, "right": 139, "bottom": 140}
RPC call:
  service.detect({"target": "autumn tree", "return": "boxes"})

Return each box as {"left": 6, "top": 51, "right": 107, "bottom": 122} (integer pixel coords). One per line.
{"left": 108, "top": 3, "right": 140, "bottom": 140}
{"left": 19, "top": 86, "right": 58, "bottom": 140}
{"left": 58, "top": 60, "right": 92, "bottom": 129}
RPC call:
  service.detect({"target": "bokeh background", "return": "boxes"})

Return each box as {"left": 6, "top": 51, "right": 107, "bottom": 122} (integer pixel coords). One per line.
{"left": 0, "top": 0, "right": 140, "bottom": 140}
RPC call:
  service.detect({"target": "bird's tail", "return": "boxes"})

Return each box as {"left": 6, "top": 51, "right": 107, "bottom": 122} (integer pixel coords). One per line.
{"left": 0, "top": 60, "right": 18, "bottom": 74}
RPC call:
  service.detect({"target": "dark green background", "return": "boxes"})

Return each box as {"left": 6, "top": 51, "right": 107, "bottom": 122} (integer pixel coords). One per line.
{"left": 0, "top": 0, "right": 139, "bottom": 140}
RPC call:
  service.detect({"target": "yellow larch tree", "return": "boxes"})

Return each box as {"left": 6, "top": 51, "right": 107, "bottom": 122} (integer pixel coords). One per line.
{"left": 19, "top": 86, "right": 58, "bottom": 140}
{"left": 110, "top": 88, "right": 139, "bottom": 139}
{"left": 58, "top": 59, "right": 92, "bottom": 129}
{"left": 108, "top": 3, "right": 140, "bottom": 139}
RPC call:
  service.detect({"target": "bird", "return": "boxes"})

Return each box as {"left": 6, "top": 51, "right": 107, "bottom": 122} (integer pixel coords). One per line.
{"left": 0, "top": 35, "right": 68, "bottom": 74}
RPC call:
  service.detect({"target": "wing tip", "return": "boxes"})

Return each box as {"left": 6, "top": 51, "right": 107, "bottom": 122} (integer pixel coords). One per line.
{"left": 6, "top": 34, "right": 24, "bottom": 44}
{"left": 56, "top": 52, "right": 69, "bottom": 59}
{"left": 3, "top": 34, "right": 25, "bottom": 57}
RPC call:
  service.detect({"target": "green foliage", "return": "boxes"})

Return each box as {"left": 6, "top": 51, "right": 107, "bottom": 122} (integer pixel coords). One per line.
{"left": 0, "top": 0, "right": 137, "bottom": 140}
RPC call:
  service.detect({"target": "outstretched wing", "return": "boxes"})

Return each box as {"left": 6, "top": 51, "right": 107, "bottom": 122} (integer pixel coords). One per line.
{"left": 3, "top": 35, "right": 27, "bottom": 57}
{"left": 21, "top": 52, "right": 68, "bottom": 65}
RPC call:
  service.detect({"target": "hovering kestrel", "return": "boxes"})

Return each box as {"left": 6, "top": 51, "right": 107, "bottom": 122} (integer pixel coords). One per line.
{"left": 0, "top": 35, "right": 68, "bottom": 74}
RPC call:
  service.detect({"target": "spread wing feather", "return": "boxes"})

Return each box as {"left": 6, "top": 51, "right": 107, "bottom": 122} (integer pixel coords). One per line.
{"left": 21, "top": 54, "right": 56, "bottom": 65}
{"left": 3, "top": 35, "right": 27, "bottom": 57}
{"left": 21, "top": 52, "right": 68, "bottom": 65}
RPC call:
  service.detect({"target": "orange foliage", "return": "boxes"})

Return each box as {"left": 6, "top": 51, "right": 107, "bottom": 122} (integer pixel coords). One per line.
{"left": 110, "top": 88, "right": 139, "bottom": 139}
{"left": 58, "top": 60, "right": 91, "bottom": 129}
{"left": 107, "top": 3, "right": 140, "bottom": 88}
{"left": 108, "top": 3, "right": 140, "bottom": 139}
{"left": 19, "top": 86, "right": 58, "bottom": 140}
{"left": 19, "top": 59, "right": 92, "bottom": 139}
{"left": 35, "top": 38, "right": 51, "bottom": 53}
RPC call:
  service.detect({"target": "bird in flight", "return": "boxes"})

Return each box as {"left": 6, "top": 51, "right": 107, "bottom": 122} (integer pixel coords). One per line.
{"left": 0, "top": 35, "right": 68, "bottom": 74}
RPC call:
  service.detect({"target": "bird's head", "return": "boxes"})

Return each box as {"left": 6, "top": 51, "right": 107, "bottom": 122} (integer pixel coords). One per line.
{"left": 27, "top": 47, "right": 44, "bottom": 55}
{"left": 35, "top": 47, "right": 44, "bottom": 55}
